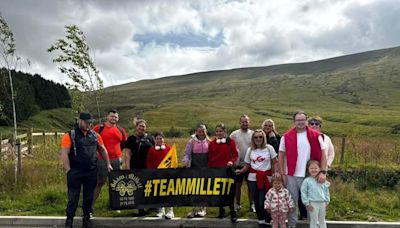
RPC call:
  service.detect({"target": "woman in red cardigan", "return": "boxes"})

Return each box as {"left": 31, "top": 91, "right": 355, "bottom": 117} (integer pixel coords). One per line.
{"left": 146, "top": 131, "right": 174, "bottom": 219}
{"left": 208, "top": 123, "right": 238, "bottom": 222}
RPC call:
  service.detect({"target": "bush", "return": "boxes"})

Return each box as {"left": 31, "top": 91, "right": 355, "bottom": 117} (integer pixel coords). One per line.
{"left": 164, "top": 126, "right": 186, "bottom": 138}
{"left": 329, "top": 167, "right": 400, "bottom": 189}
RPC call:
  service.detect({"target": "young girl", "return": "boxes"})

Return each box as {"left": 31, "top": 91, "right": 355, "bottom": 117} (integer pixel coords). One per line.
{"left": 235, "top": 129, "right": 278, "bottom": 225}
{"left": 208, "top": 123, "right": 238, "bottom": 222}
{"left": 146, "top": 131, "right": 174, "bottom": 219}
{"left": 183, "top": 124, "right": 210, "bottom": 218}
{"left": 300, "top": 160, "right": 330, "bottom": 228}
{"left": 264, "top": 176, "right": 295, "bottom": 228}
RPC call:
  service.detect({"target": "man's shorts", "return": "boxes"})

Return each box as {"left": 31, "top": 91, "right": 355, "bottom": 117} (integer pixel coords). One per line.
{"left": 97, "top": 159, "right": 121, "bottom": 178}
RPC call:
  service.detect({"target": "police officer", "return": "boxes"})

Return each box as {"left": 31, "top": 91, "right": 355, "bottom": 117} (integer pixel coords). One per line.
{"left": 60, "top": 112, "right": 112, "bottom": 228}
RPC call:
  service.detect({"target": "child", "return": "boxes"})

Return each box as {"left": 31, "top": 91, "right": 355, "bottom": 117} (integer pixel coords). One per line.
{"left": 146, "top": 131, "right": 174, "bottom": 219}
{"left": 264, "top": 175, "right": 295, "bottom": 228}
{"left": 300, "top": 160, "right": 330, "bottom": 228}
{"left": 183, "top": 124, "right": 210, "bottom": 218}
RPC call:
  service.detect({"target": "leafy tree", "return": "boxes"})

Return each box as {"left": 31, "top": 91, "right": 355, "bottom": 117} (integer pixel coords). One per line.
{"left": 0, "top": 13, "right": 18, "bottom": 147}
{"left": 48, "top": 25, "right": 103, "bottom": 119}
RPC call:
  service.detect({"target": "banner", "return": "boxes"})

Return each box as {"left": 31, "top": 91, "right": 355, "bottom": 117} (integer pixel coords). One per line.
{"left": 108, "top": 167, "right": 235, "bottom": 210}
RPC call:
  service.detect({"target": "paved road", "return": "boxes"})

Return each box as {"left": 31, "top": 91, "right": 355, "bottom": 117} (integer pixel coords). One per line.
{"left": 0, "top": 216, "right": 399, "bottom": 228}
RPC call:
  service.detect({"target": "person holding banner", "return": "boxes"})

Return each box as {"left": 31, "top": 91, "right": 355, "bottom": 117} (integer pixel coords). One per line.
{"left": 124, "top": 118, "right": 155, "bottom": 216}
{"left": 235, "top": 129, "right": 279, "bottom": 226}
{"left": 183, "top": 123, "right": 210, "bottom": 218}
{"left": 208, "top": 123, "right": 239, "bottom": 222}
{"left": 146, "top": 131, "right": 175, "bottom": 219}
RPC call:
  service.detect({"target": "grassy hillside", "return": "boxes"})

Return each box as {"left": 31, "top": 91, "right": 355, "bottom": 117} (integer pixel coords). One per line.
{"left": 0, "top": 108, "right": 75, "bottom": 137}
{"left": 99, "top": 46, "right": 400, "bottom": 137}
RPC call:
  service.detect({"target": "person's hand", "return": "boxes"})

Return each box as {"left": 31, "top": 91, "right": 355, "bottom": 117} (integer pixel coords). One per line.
{"left": 227, "top": 161, "right": 233, "bottom": 167}
{"left": 289, "top": 208, "right": 294, "bottom": 213}
{"left": 107, "top": 164, "right": 113, "bottom": 173}
{"left": 184, "top": 161, "right": 190, "bottom": 168}
{"left": 65, "top": 168, "right": 71, "bottom": 174}
{"left": 235, "top": 169, "right": 242, "bottom": 175}
{"left": 317, "top": 172, "right": 326, "bottom": 183}
{"left": 325, "top": 204, "right": 329, "bottom": 210}
{"left": 273, "top": 172, "right": 281, "bottom": 178}
{"left": 306, "top": 205, "right": 313, "bottom": 212}
{"left": 266, "top": 208, "right": 271, "bottom": 213}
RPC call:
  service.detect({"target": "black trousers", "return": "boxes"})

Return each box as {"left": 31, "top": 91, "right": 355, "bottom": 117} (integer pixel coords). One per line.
{"left": 66, "top": 168, "right": 97, "bottom": 218}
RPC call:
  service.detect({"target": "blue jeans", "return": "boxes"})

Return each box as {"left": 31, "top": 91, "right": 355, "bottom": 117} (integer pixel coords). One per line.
{"left": 248, "top": 181, "right": 271, "bottom": 222}
{"left": 66, "top": 169, "right": 97, "bottom": 218}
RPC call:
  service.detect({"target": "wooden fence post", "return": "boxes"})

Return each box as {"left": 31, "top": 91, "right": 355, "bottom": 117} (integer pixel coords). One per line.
{"left": 27, "top": 128, "right": 33, "bottom": 154}
{"left": 54, "top": 131, "right": 58, "bottom": 144}
{"left": 340, "top": 137, "right": 346, "bottom": 164}
{"left": 15, "top": 138, "right": 22, "bottom": 184}
{"left": 0, "top": 133, "right": 2, "bottom": 162}
{"left": 42, "top": 131, "right": 46, "bottom": 144}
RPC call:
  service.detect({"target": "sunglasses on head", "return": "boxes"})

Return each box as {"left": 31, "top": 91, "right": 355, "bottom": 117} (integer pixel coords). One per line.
{"left": 309, "top": 122, "right": 320, "bottom": 126}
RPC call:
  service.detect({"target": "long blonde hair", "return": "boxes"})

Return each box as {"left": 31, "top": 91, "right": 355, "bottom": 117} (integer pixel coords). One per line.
{"left": 261, "top": 119, "right": 279, "bottom": 134}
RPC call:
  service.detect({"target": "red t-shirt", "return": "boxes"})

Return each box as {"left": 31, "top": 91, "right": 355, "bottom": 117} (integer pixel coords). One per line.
{"left": 146, "top": 144, "right": 171, "bottom": 169}
{"left": 93, "top": 124, "right": 127, "bottom": 160}
{"left": 208, "top": 138, "right": 238, "bottom": 167}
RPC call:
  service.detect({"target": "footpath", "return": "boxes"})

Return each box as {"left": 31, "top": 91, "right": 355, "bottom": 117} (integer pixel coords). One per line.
{"left": 0, "top": 216, "right": 399, "bottom": 228}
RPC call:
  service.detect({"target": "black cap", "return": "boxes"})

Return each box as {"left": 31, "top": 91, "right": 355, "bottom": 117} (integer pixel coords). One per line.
{"left": 79, "top": 112, "right": 93, "bottom": 122}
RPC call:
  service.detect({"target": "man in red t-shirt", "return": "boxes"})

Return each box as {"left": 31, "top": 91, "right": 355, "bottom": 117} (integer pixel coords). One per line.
{"left": 92, "top": 109, "right": 127, "bottom": 208}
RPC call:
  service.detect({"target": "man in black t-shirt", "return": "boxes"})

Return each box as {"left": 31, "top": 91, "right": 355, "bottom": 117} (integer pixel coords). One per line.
{"left": 124, "top": 119, "right": 155, "bottom": 169}
{"left": 123, "top": 118, "right": 154, "bottom": 216}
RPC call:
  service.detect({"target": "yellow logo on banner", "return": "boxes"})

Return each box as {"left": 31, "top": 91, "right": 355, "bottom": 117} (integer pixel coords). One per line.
{"left": 158, "top": 144, "right": 178, "bottom": 169}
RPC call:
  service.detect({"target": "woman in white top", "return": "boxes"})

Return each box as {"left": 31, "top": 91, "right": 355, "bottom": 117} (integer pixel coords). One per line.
{"left": 235, "top": 129, "right": 279, "bottom": 225}
{"left": 308, "top": 116, "right": 335, "bottom": 168}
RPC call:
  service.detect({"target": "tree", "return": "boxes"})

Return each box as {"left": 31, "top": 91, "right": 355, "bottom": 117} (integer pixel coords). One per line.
{"left": 48, "top": 25, "right": 103, "bottom": 119}
{"left": 0, "top": 14, "right": 17, "bottom": 147}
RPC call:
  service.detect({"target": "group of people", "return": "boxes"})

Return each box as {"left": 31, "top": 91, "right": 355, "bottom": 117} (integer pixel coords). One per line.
{"left": 59, "top": 109, "right": 335, "bottom": 228}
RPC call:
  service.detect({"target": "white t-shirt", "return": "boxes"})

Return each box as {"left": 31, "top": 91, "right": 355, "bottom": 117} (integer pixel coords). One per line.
{"left": 230, "top": 129, "right": 254, "bottom": 165}
{"left": 279, "top": 131, "right": 325, "bottom": 177}
{"left": 244, "top": 145, "right": 277, "bottom": 181}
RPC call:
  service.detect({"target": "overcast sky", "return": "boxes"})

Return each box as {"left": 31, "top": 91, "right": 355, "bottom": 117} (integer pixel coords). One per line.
{"left": 1, "top": 0, "right": 399, "bottom": 87}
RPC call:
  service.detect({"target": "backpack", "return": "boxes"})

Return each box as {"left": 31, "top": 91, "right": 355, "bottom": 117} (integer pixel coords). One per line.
{"left": 99, "top": 123, "right": 126, "bottom": 149}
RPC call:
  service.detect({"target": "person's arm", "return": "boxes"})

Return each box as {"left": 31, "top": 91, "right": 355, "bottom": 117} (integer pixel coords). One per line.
{"left": 326, "top": 136, "right": 335, "bottom": 167}
{"left": 235, "top": 163, "right": 250, "bottom": 175}
{"left": 183, "top": 140, "right": 193, "bottom": 167}
{"left": 59, "top": 148, "right": 71, "bottom": 173}
{"left": 278, "top": 136, "right": 285, "bottom": 176}
{"left": 124, "top": 148, "right": 131, "bottom": 169}
{"left": 300, "top": 179, "right": 312, "bottom": 211}
{"left": 228, "top": 140, "right": 239, "bottom": 167}
{"left": 317, "top": 135, "right": 328, "bottom": 183}
{"left": 98, "top": 144, "right": 113, "bottom": 172}
{"left": 264, "top": 191, "right": 272, "bottom": 211}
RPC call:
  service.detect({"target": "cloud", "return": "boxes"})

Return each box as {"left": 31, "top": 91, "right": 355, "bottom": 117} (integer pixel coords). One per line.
{"left": 0, "top": 0, "right": 399, "bottom": 87}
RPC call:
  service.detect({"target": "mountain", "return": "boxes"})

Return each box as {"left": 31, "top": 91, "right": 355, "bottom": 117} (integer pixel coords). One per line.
{"left": 99, "top": 46, "right": 400, "bottom": 137}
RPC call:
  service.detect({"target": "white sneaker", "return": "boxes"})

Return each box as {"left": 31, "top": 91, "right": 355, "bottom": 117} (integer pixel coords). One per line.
{"left": 195, "top": 208, "right": 206, "bottom": 217}
{"left": 235, "top": 203, "right": 241, "bottom": 212}
{"left": 165, "top": 208, "right": 174, "bottom": 219}
{"left": 187, "top": 210, "right": 195, "bottom": 218}
{"left": 250, "top": 203, "right": 256, "bottom": 213}
{"left": 156, "top": 208, "right": 165, "bottom": 218}
{"left": 258, "top": 220, "right": 267, "bottom": 225}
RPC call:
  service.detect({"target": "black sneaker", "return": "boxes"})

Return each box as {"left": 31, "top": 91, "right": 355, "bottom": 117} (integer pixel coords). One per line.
{"left": 218, "top": 207, "right": 225, "bottom": 219}
{"left": 82, "top": 215, "right": 93, "bottom": 228}
{"left": 65, "top": 217, "right": 73, "bottom": 228}
{"left": 230, "top": 210, "right": 237, "bottom": 223}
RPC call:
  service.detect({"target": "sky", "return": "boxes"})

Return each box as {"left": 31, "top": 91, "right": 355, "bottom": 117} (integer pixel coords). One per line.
{"left": 1, "top": 0, "right": 400, "bottom": 87}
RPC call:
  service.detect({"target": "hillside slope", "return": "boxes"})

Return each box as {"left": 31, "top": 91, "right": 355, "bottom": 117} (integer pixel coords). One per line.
{"left": 99, "top": 46, "right": 400, "bottom": 137}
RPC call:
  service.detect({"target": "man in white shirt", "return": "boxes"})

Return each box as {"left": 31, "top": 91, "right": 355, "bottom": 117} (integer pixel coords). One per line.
{"left": 278, "top": 111, "right": 327, "bottom": 228}
{"left": 230, "top": 115, "right": 255, "bottom": 212}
